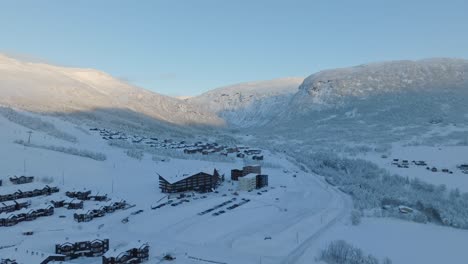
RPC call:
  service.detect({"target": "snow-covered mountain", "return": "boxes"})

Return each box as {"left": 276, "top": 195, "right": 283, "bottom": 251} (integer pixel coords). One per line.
{"left": 188, "top": 77, "right": 303, "bottom": 127}
{"left": 247, "top": 58, "right": 468, "bottom": 153}
{"left": 0, "top": 54, "right": 224, "bottom": 129}
{"left": 289, "top": 58, "right": 468, "bottom": 111}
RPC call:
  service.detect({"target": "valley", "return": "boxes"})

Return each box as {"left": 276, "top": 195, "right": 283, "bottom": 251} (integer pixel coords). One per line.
{"left": 1, "top": 56, "right": 468, "bottom": 264}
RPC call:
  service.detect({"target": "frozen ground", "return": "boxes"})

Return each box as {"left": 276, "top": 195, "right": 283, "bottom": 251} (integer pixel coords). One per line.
{"left": 1, "top": 111, "right": 468, "bottom": 263}
{"left": 0, "top": 112, "right": 349, "bottom": 263}
{"left": 362, "top": 144, "right": 468, "bottom": 192}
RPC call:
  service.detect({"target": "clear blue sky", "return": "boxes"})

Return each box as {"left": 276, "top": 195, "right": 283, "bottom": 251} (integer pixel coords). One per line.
{"left": 1, "top": 0, "right": 467, "bottom": 96}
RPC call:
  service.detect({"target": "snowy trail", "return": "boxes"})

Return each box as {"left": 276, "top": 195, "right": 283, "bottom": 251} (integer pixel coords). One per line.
{"left": 280, "top": 187, "right": 351, "bottom": 264}
{"left": 279, "top": 158, "right": 352, "bottom": 264}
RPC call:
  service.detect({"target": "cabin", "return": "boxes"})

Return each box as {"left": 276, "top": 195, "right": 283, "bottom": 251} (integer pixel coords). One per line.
{"left": 56, "top": 239, "right": 109, "bottom": 258}
{"left": 245, "top": 149, "right": 262, "bottom": 155}
{"left": 102, "top": 243, "right": 149, "bottom": 264}
{"left": 184, "top": 148, "right": 201, "bottom": 154}
{"left": 66, "top": 199, "right": 84, "bottom": 210}
{"left": 252, "top": 155, "right": 264, "bottom": 161}
{"left": 90, "top": 194, "right": 109, "bottom": 202}
{"left": 9, "top": 176, "right": 34, "bottom": 185}
{"left": 66, "top": 190, "right": 92, "bottom": 200}
{"left": 158, "top": 169, "right": 221, "bottom": 193}
{"left": 226, "top": 147, "right": 238, "bottom": 153}
{"left": 74, "top": 210, "right": 94, "bottom": 222}
{"left": 51, "top": 200, "right": 65, "bottom": 208}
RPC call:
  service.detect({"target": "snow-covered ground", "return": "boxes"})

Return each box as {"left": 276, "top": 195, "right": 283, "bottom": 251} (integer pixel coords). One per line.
{"left": 2, "top": 110, "right": 468, "bottom": 263}
{"left": 0, "top": 112, "right": 348, "bottom": 263}
{"left": 362, "top": 144, "right": 468, "bottom": 192}
{"left": 301, "top": 217, "right": 468, "bottom": 264}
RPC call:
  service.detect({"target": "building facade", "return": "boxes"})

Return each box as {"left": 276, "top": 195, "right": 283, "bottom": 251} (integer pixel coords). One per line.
{"left": 238, "top": 173, "right": 257, "bottom": 191}
{"left": 159, "top": 169, "right": 220, "bottom": 193}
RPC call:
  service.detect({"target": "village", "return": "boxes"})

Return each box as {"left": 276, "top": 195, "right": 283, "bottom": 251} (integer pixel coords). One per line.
{"left": 0, "top": 151, "right": 274, "bottom": 264}
{"left": 388, "top": 157, "right": 468, "bottom": 175}
{"left": 88, "top": 127, "right": 265, "bottom": 161}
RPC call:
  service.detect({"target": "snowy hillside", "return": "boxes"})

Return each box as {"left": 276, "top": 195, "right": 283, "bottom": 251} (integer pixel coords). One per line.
{"left": 289, "top": 58, "right": 468, "bottom": 110}
{"left": 0, "top": 54, "right": 224, "bottom": 128}
{"left": 188, "top": 78, "right": 303, "bottom": 127}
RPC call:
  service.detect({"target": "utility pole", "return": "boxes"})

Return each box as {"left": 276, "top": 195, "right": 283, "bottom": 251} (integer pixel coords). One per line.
{"left": 27, "top": 131, "right": 33, "bottom": 144}
{"left": 23, "top": 159, "right": 26, "bottom": 176}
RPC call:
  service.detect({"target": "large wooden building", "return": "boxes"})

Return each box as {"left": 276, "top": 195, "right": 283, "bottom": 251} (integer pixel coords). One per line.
{"left": 158, "top": 169, "right": 221, "bottom": 193}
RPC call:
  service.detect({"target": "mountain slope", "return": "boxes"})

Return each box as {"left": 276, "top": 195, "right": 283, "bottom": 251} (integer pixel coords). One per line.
{"left": 0, "top": 54, "right": 224, "bottom": 128}
{"left": 289, "top": 58, "right": 468, "bottom": 111}
{"left": 249, "top": 58, "right": 468, "bottom": 151}
{"left": 188, "top": 77, "right": 303, "bottom": 127}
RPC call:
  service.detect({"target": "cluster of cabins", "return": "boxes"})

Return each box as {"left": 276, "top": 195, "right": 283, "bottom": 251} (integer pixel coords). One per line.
{"left": 0, "top": 185, "right": 59, "bottom": 202}
{"left": 51, "top": 199, "right": 84, "bottom": 210}
{"left": 391, "top": 159, "right": 427, "bottom": 168}
{"left": 231, "top": 165, "right": 268, "bottom": 191}
{"left": 184, "top": 144, "right": 264, "bottom": 160}
{"left": 1, "top": 239, "right": 149, "bottom": 264}
{"left": 90, "top": 126, "right": 266, "bottom": 162}
{"left": 65, "top": 190, "right": 109, "bottom": 201}
{"left": 0, "top": 199, "right": 30, "bottom": 214}
{"left": 73, "top": 200, "right": 129, "bottom": 222}
{"left": 103, "top": 243, "right": 150, "bottom": 264}
{"left": 55, "top": 238, "right": 150, "bottom": 264}
{"left": 90, "top": 127, "right": 187, "bottom": 149}
{"left": 55, "top": 239, "right": 110, "bottom": 259}
{"left": 392, "top": 159, "right": 456, "bottom": 174}
{"left": 0, "top": 205, "right": 54, "bottom": 227}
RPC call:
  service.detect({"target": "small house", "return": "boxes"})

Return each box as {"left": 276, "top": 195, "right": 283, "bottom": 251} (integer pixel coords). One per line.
{"left": 9, "top": 176, "right": 34, "bottom": 185}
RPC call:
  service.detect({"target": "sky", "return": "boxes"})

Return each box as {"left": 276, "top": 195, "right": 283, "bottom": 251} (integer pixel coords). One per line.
{"left": 1, "top": 0, "right": 467, "bottom": 96}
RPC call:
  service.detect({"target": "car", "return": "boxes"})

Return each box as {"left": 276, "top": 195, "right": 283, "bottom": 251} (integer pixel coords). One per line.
{"left": 212, "top": 212, "right": 219, "bottom": 216}
{"left": 222, "top": 194, "right": 227, "bottom": 197}
{"left": 264, "top": 236, "right": 272, "bottom": 240}
{"left": 257, "top": 192, "right": 262, "bottom": 195}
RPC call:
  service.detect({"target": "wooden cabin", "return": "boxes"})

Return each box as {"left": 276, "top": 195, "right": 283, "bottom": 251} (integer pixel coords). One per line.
{"left": 9, "top": 176, "right": 34, "bottom": 185}
{"left": 56, "top": 239, "right": 109, "bottom": 258}
{"left": 102, "top": 243, "right": 149, "bottom": 264}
